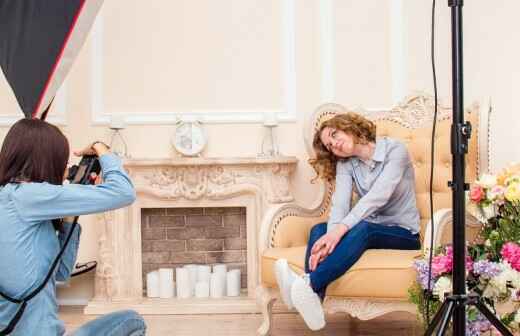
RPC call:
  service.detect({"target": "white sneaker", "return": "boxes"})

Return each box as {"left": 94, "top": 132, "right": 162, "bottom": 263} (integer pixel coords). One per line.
{"left": 290, "top": 275, "right": 326, "bottom": 331}
{"left": 274, "top": 259, "right": 298, "bottom": 309}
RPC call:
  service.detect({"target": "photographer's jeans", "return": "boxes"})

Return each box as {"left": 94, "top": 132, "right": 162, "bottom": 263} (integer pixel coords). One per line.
{"left": 70, "top": 310, "right": 146, "bottom": 336}
{"left": 304, "top": 221, "right": 421, "bottom": 300}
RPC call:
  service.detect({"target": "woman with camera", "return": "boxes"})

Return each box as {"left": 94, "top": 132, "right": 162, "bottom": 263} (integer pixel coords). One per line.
{"left": 0, "top": 118, "right": 146, "bottom": 335}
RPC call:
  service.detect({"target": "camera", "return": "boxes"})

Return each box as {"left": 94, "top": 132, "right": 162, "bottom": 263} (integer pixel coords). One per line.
{"left": 66, "top": 155, "right": 101, "bottom": 185}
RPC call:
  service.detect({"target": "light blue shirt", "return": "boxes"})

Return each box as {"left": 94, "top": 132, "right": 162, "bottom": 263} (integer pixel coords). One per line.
{"left": 327, "top": 137, "right": 420, "bottom": 234}
{"left": 0, "top": 154, "right": 136, "bottom": 336}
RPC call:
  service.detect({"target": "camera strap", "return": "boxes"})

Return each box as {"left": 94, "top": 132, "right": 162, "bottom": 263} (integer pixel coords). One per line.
{"left": 0, "top": 216, "right": 79, "bottom": 335}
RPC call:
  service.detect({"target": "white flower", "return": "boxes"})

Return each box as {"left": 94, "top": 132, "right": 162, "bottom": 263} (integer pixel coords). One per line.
{"left": 487, "top": 185, "right": 505, "bottom": 203}
{"left": 514, "top": 310, "right": 520, "bottom": 324}
{"left": 487, "top": 262, "right": 519, "bottom": 297}
{"left": 485, "top": 239, "right": 492, "bottom": 247}
{"left": 477, "top": 174, "right": 497, "bottom": 189}
{"left": 510, "top": 269, "right": 520, "bottom": 289}
{"left": 433, "top": 276, "right": 452, "bottom": 301}
{"left": 483, "top": 283, "right": 500, "bottom": 299}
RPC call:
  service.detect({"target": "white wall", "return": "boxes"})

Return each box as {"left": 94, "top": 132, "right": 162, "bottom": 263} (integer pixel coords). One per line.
{"left": 0, "top": 0, "right": 518, "bottom": 302}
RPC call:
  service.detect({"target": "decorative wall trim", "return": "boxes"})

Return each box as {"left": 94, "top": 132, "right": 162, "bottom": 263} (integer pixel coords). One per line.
{"left": 90, "top": 0, "right": 297, "bottom": 125}
{"left": 319, "top": 0, "right": 335, "bottom": 102}
{"left": 390, "top": 0, "right": 407, "bottom": 104}
{"left": 319, "top": 1, "right": 406, "bottom": 106}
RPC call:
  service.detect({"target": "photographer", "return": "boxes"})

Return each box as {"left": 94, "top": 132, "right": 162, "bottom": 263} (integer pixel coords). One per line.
{"left": 0, "top": 118, "right": 146, "bottom": 335}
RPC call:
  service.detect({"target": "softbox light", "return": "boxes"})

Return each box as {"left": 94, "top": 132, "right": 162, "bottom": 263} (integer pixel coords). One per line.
{"left": 0, "top": 0, "right": 104, "bottom": 119}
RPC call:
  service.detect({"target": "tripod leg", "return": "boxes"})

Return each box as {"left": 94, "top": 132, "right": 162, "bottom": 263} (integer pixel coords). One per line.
{"left": 424, "top": 299, "right": 451, "bottom": 336}
{"left": 436, "top": 300, "right": 455, "bottom": 336}
{"left": 473, "top": 299, "right": 514, "bottom": 336}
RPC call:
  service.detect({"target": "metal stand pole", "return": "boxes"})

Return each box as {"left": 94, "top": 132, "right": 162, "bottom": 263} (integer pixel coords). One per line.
{"left": 425, "top": 1, "right": 512, "bottom": 334}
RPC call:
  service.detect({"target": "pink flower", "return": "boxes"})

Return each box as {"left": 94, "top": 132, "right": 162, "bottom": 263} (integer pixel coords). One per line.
{"left": 466, "top": 254, "right": 474, "bottom": 272}
{"left": 489, "top": 185, "right": 505, "bottom": 205}
{"left": 501, "top": 242, "right": 520, "bottom": 272}
{"left": 470, "top": 185, "right": 485, "bottom": 203}
{"left": 431, "top": 254, "right": 453, "bottom": 276}
{"left": 432, "top": 246, "right": 472, "bottom": 274}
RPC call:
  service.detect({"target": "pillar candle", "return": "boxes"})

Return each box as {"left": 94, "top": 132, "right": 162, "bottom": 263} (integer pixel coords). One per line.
{"left": 226, "top": 269, "right": 241, "bottom": 297}
{"left": 176, "top": 267, "right": 191, "bottom": 298}
{"left": 195, "top": 281, "right": 210, "bottom": 298}
{"left": 197, "top": 265, "right": 211, "bottom": 283}
{"left": 184, "top": 264, "right": 198, "bottom": 296}
{"left": 210, "top": 272, "right": 225, "bottom": 298}
{"left": 159, "top": 268, "right": 174, "bottom": 299}
{"left": 146, "top": 271, "right": 159, "bottom": 298}
{"left": 212, "top": 264, "right": 227, "bottom": 276}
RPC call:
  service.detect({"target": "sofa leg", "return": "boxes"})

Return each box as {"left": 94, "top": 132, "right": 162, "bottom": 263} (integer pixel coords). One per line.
{"left": 256, "top": 285, "right": 277, "bottom": 336}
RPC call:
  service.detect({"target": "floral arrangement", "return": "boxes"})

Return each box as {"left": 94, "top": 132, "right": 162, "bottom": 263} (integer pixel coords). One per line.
{"left": 409, "top": 165, "right": 520, "bottom": 335}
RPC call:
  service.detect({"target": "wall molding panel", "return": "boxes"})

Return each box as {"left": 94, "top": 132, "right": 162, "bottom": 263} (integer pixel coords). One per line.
{"left": 319, "top": 1, "right": 406, "bottom": 109}
{"left": 90, "top": 0, "right": 297, "bottom": 125}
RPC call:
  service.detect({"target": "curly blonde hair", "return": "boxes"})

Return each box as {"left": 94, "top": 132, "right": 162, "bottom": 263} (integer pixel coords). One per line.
{"left": 308, "top": 112, "right": 376, "bottom": 182}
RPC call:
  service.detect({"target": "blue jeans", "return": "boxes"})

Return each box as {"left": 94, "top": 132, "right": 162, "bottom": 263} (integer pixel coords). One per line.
{"left": 71, "top": 310, "right": 146, "bottom": 336}
{"left": 304, "top": 221, "right": 421, "bottom": 300}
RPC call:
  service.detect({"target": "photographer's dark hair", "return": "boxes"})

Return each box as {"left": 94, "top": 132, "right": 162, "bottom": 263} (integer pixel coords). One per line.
{"left": 0, "top": 118, "right": 70, "bottom": 231}
{"left": 0, "top": 118, "right": 69, "bottom": 186}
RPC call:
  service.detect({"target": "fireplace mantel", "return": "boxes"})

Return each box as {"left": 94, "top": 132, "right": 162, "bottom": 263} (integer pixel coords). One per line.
{"left": 124, "top": 156, "right": 298, "bottom": 203}
{"left": 85, "top": 156, "right": 298, "bottom": 315}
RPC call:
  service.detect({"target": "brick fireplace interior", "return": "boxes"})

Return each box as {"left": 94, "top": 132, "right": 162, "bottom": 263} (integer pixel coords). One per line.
{"left": 141, "top": 207, "right": 247, "bottom": 294}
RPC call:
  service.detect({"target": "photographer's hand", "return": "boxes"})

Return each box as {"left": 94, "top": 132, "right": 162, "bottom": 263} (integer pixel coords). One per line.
{"left": 73, "top": 141, "right": 110, "bottom": 157}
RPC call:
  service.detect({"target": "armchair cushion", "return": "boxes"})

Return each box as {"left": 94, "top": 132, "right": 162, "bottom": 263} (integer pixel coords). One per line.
{"left": 262, "top": 247, "right": 421, "bottom": 299}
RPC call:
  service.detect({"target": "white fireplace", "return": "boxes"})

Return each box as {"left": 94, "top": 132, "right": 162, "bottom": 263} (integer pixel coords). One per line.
{"left": 84, "top": 156, "right": 297, "bottom": 315}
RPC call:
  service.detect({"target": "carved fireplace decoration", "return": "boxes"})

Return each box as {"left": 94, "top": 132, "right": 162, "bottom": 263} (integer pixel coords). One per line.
{"left": 85, "top": 156, "right": 297, "bottom": 315}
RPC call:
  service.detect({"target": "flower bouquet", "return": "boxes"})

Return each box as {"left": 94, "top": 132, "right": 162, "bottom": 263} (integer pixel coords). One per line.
{"left": 409, "top": 165, "right": 520, "bottom": 335}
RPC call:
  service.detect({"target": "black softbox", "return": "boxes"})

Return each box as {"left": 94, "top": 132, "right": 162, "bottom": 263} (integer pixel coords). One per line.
{"left": 0, "top": 0, "right": 104, "bottom": 119}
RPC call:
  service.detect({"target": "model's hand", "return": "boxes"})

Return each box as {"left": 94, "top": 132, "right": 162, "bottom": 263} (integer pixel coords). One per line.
{"left": 311, "top": 224, "right": 348, "bottom": 257}
{"left": 309, "top": 249, "right": 327, "bottom": 271}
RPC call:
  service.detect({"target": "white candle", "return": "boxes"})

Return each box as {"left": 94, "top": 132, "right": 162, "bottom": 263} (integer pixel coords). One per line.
{"left": 195, "top": 281, "right": 210, "bottom": 298}
{"left": 159, "top": 268, "right": 174, "bottom": 299}
{"left": 263, "top": 112, "right": 278, "bottom": 127}
{"left": 226, "top": 269, "right": 241, "bottom": 297}
{"left": 197, "top": 265, "right": 211, "bottom": 283}
{"left": 176, "top": 267, "right": 191, "bottom": 298}
{"left": 184, "top": 264, "right": 198, "bottom": 296}
{"left": 212, "top": 264, "right": 227, "bottom": 276}
{"left": 210, "top": 272, "right": 225, "bottom": 298}
{"left": 146, "top": 271, "right": 159, "bottom": 298}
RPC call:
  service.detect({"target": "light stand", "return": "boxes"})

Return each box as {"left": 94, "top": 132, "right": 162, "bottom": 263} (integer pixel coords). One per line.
{"left": 425, "top": 1, "right": 512, "bottom": 335}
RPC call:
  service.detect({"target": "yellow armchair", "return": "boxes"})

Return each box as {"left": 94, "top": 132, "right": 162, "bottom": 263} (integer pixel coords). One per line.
{"left": 256, "top": 93, "right": 490, "bottom": 335}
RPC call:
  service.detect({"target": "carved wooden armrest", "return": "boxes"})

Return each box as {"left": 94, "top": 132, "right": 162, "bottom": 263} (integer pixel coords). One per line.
{"left": 258, "top": 202, "right": 327, "bottom": 253}
{"left": 422, "top": 208, "right": 482, "bottom": 252}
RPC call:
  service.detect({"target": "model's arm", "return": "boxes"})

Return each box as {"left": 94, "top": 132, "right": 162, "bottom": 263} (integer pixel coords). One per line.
{"left": 326, "top": 161, "right": 354, "bottom": 232}
{"left": 338, "top": 143, "right": 410, "bottom": 230}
